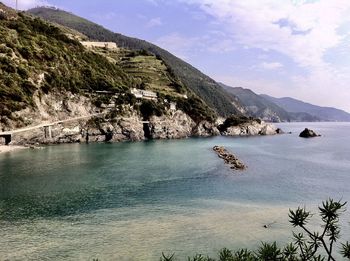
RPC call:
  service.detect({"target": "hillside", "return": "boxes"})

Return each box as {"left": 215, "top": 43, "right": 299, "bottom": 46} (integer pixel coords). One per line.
{"left": 28, "top": 7, "right": 243, "bottom": 117}
{"left": 221, "top": 84, "right": 292, "bottom": 122}
{"left": 0, "top": 3, "right": 217, "bottom": 132}
{"left": 0, "top": 4, "right": 134, "bottom": 127}
{"left": 262, "top": 95, "right": 350, "bottom": 122}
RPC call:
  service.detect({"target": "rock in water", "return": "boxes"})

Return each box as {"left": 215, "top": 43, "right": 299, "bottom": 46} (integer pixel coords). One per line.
{"left": 213, "top": 146, "right": 246, "bottom": 170}
{"left": 299, "top": 128, "right": 320, "bottom": 138}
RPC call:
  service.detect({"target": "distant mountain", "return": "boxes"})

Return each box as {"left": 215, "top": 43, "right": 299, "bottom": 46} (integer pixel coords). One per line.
{"left": 28, "top": 7, "right": 243, "bottom": 117}
{"left": 221, "top": 84, "right": 291, "bottom": 122}
{"left": 261, "top": 95, "right": 350, "bottom": 122}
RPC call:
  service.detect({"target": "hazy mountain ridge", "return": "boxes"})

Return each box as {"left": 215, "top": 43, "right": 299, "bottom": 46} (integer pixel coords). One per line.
{"left": 28, "top": 7, "right": 243, "bottom": 117}
{"left": 262, "top": 95, "right": 350, "bottom": 122}
{"left": 221, "top": 84, "right": 292, "bottom": 122}
{"left": 222, "top": 84, "right": 350, "bottom": 122}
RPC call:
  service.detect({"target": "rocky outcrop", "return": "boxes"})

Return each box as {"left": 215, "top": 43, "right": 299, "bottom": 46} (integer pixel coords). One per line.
{"left": 299, "top": 128, "right": 320, "bottom": 138}
{"left": 147, "top": 111, "right": 195, "bottom": 139}
{"left": 221, "top": 120, "right": 279, "bottom": 136}
{"left": 192, "top": 121, "right": 220, "bottom": 137}
{"left": 213, "top": 146, "right": 246, "bottom": 170}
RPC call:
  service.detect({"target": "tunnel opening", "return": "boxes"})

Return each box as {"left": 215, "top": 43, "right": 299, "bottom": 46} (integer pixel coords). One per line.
{"left": 0, "top": 135, "right": 12, "bottom": 145}
{"left": 143, "top": 123, "right": 152, "bottom": 140}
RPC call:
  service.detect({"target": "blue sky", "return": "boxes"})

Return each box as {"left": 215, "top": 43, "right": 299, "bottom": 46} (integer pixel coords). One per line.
{"left": 4, "top": 0, "right": 350, "bottom": 112}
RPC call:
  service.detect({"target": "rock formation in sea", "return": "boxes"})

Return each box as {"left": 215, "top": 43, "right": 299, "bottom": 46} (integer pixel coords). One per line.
{"left": 213, "top": 146, "right": 246, "bottom": 170}
{"left": 299, "top": 128, "right": 320, "bottom": 138}
{"left": 218, "top": 116, "right": 279, "bottom": 136}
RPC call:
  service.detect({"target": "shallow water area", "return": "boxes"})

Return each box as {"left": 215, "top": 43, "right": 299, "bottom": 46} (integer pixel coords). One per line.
{"left": 0, "top": 122, "right": 350, "bottom": 260}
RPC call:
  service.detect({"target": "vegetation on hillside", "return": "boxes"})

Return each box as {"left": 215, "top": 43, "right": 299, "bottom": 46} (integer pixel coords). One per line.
{"left": 28, "top": 7, "right": 243, "bottom": 117}
{"left": 96, "top": 48, "right": 187, "bottom": 98}
{"left": 217, "top": 115, "right": 260, "bottom": 132}
{"left": 0, "top": 4, "right": 216, "bottom": 127}
{"left": 160, "top": 199, "right": 350, "bottom": 260}
{"left": 0, "top": 8, "right": 134, "bottom": 124}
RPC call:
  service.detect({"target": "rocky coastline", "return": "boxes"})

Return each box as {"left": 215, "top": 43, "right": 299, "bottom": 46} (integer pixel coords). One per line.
{"left": 0, "top": 93, "right": 282, "bottom": 147}
{"left": 3, "top": 115, "right": 281, "bottom": 146}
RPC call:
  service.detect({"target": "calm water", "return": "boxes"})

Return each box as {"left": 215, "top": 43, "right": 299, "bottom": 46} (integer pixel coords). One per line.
{"left": 0, "top": 122, "right": 350, "bottom": 260}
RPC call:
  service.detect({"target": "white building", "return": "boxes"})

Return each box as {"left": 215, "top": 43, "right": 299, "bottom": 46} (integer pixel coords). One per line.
{"left": 80, "top": 41, "right": 118, "bottom": 50}
{"left": 170, "top": 102, "right": 177, "bottom": 111}
{"left": 131, "top": 88, "right": 157, "bottom": 100}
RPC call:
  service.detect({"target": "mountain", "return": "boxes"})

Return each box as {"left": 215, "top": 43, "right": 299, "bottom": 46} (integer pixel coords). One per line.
{"left": 221, "top": 84, "right": 291, "bottom": 122}
{"left": 222, "top": 84, "right": 323, "bottom": 122}
{"left": 0, "top": 2, "right": 219, "bottom": 135}
{"left": 261, "top": 95, "right": 350, "bottom": 122}
{"left": 28, "top": 7, "right": 243, "bottom": 117}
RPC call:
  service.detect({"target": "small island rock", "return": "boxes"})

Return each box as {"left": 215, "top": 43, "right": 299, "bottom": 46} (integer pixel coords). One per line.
{"left": 299, "top": 128, "right": 320, "bottom": 138}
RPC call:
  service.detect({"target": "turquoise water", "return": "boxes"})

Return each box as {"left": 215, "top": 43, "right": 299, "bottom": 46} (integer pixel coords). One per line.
{"left": 0, "top": 122, "right": 350, "bottom": 260}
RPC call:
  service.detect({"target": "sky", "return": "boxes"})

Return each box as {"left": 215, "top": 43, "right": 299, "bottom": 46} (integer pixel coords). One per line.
{"left": 3, "top": 0, "right": 350, "bottom": 112}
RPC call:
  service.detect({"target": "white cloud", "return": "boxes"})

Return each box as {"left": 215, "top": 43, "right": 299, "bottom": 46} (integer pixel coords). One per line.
{"left": 146, "top": 17, "right": 163, "bottom": 28}
{"left": 261, "top": 62, "right": 283, "bottom": 70}
{"left": 185, "top": 0, "right": 350, "bottom": 69}
{"left": 156, "top": 33, "right": 202, "bottom": 60}
{"left": 155, "top": 31, "right": 237, "bottom": 61}
{"left": 180, "top": 0, "right": 350, "bottom": 111}
{"left": 206, "top": 38, "right": 236, "bottom": 53}
{"left": 2, "top": 0, "right": 49, "bottom": 10}
{"left": 145, "top": 0, "right": 160, "bottom": 6}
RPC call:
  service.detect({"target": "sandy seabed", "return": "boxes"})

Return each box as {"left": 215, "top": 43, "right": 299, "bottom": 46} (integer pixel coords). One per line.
{"left": 0, "top": 145, "right": 27, "bottom": 154}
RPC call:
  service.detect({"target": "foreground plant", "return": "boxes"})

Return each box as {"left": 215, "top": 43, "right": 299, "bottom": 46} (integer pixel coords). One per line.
{"left": 160, "top": 199, "right": 350, "bottom": 261}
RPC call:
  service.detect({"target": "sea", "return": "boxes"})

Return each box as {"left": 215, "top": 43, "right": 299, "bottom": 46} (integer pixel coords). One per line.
{"left": 0, "top": 122, "right": 349, "bottom": 260}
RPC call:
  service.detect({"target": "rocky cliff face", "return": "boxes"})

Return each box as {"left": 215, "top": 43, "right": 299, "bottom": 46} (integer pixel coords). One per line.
{"left": 221, "top": 120, "right": 278, "bottom": 136}
{"left": 4, "top": 89, "right": 278, "bottom": 146}
{"left": 7, "top": 90, "right": 221, "bottom": 145}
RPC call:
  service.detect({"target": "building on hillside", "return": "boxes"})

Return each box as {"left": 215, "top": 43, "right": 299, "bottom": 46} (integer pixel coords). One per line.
{"left": 170, "top": 102, "right": 177, "bottom": 111}
{"left": 80, "top": 41, "right": 118, "bottom": 50}
{"left": 131, "top": 88, "right": 157, "bottom": 101}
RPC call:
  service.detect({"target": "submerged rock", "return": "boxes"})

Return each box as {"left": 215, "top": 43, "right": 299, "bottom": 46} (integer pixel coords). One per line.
{"left": 213, "top": 146, "right": 246, "bottom": 170}
{"left": 299, "top": 128, "right": 320, "bottom": 138}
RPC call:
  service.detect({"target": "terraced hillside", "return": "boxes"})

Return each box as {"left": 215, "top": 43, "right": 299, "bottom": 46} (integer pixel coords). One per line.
{"left": 96, "top": 48, "right": 186, "bottom": 98}
{"left": 28, "top": 7, "right": 243, "bottom": 117}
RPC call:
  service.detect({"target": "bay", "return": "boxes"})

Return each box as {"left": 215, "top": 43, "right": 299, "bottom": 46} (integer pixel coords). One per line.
{"left": 0, "top": 122, "right": 349, "bottom": 260}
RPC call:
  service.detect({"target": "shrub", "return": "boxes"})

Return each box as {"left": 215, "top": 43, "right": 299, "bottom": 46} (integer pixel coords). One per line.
{"left": 139, "top": 100, "right": 165, "bottom": 120}
{"left": 176, "top": 96, "right": 216, "bottom": 123}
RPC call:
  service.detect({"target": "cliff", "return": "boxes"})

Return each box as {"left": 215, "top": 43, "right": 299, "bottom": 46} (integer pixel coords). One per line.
{"left": 8, "top": 90, "right": 219, "bottom": 145}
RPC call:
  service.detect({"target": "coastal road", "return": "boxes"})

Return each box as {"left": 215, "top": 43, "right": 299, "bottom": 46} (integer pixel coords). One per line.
{"left": 0, "top": 112, "right": 106, "bottom": 136}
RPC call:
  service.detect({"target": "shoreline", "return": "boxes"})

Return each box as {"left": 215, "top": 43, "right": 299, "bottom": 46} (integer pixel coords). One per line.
{"left": 0, "top": 145, "right": 27, "bottom": 154}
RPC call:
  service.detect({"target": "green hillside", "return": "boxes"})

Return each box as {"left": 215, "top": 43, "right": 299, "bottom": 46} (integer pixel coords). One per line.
{"left": 0, "top": 4, "right": 217, "bottom": 127}
{"left": 28, "top": 7, "right": 242, "bottom": 117}
{"left": 96, "top": 48, "right": 186, "bottom": 98}
{"left": 0, "top": 6, "right": 135, "bottom": 124}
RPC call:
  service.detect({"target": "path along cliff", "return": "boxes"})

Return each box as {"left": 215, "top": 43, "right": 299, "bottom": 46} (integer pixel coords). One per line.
{"left": 0, "top": 91, "right": 279, "bottom": 146}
